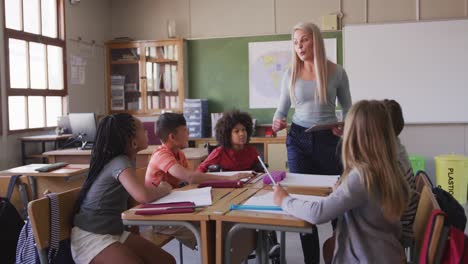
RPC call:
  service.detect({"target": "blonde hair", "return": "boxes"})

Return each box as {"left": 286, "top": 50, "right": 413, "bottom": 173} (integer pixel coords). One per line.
{"left": 340, "top": 100, "right": 410, "bottom": 221}
{"left": 289, "top": 22, "right": 328, "bottom": 104}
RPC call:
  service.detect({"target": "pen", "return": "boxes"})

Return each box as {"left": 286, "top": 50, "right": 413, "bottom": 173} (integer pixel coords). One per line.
{"left": 230, "top": 204, "right": 282, "bottom": 211}
{"left": 257, "top": 156, "right": 277, "bottom": 185}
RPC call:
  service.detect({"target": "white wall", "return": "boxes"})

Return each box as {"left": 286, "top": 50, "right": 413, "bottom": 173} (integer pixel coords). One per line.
{"left": 109, "top": 0, "right": 468, "bottom": 179}
{"left": 0, "top": 0, "right": 112, "bottom": 170}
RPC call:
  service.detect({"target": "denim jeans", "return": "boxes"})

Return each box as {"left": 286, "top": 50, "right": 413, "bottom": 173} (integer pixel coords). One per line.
{"left": 286, "top": 123, "right": 342, "bottom": 264}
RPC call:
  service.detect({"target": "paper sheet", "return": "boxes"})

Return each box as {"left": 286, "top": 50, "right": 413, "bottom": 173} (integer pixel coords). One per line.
{"left": 207, "top": 171, "right": 254, "bottom": 176}
{"left": 242, "top": 192, "right": 325, "bottom": 215}
{"left": 151, "top": 187, "right": 212, "bottom": 206}
{"left": 278, "top": 173, "right": 339, "bottom": 188}
{"left": 207, "top": 171, "right": 259, "bottom": 183}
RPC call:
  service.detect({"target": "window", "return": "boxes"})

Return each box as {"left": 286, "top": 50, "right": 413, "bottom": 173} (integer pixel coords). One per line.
{"left": 3, "top": 0, "right": 66, "bottom": 132}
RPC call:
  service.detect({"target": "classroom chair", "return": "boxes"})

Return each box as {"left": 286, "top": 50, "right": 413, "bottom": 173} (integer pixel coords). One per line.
{"left": 0, "top": 175, "right": 30, "bottom": 218}
{"left": 412, "top": 185, "right": 446, "bottom": 264}
{"left": 28, "top": 188, "right": 80, "bottom": 263}
{"left": 415, "top": 171, "right": 432, "bottom": 194}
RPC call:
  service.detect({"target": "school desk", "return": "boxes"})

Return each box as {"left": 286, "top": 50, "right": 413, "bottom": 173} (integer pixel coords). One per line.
{"left": 0, "top": 164, "right": 89, "bottom": 199}
{"left": 43, "top": 146, "right": 208, "bottom": 169}
{"left": 211, "top": 187, "right": 331, "bottom": 264}
{"left": 121, "top": 186, "right": 246, "bottom": 264}
{"left": 19, "top": 134, "right": 73, "bottom": 165}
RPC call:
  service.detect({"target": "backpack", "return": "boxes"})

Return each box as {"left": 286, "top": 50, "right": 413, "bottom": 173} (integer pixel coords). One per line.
{"left": 418, "top": 171, "right": 468, "bottom": 264}
{"left": 15, "top": 193, "right": 74, "bottom": 264}
{"left": 441, "top": 224, "right": 468, "bottom": 264}
{"left": 417, "top": 171, "right": 467, "bottom": 230}
{"left": 420, "top": 209, "right": 468, "bottom": 264}
{"left": 0, "top": 175, "right": 25, "bottom": 264}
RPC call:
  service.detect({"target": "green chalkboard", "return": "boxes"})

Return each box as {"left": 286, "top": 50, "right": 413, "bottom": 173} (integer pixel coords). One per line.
{"left": 187, "top": 32, "right": 342, "bottom": 124}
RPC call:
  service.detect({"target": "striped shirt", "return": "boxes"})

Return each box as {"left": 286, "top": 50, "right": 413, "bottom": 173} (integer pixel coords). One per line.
{"left": 398, "top": 139, "right": 419, "bottom": 246}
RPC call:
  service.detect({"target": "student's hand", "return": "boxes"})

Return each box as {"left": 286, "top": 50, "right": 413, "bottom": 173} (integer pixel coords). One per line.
{"left": 332, "top": 125, "right": 343, "bottom": 137}
{"left": 272, "top": 118, "right": 287, "bottom": 133}
{"left": 229, "top": 173, "right": 252, "bottom": 182}
{"left": 154, "top": 181, "right": 172, "bottom": 199}
{"left": 273, "top": 184, "right": 289, "bottom": 206}
{"left": 159, "top": 181, "right": 173, "bottom": 192}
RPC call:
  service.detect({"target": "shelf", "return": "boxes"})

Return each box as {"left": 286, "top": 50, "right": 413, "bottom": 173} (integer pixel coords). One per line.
{"left": 146, "top": 58, "right": 178, "bottom": 64}
{"left": 26, "top": 154, "right": 45, "bottom": 159}
{"left": 111, "top": 60, "right": 139, "bottom": 65}
{"left": 146, "top": 90, "right": 178, "bottom": 95}
{"left": 107, "top": 39, "right": 185, "bottom": 114}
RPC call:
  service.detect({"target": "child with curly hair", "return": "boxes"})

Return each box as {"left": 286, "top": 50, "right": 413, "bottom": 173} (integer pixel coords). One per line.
{"left": 197, "top": 110, "right": 262, "bottom": 172}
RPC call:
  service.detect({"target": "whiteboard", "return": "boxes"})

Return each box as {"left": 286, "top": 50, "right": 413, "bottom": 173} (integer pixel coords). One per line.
{"left": 343, "top": 19, "right": 468, "bottom": 123}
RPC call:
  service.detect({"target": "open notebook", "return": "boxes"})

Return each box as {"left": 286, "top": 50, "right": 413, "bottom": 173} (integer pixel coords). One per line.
{"left": 241, "top": 192, "right": 325, "bottom": 215}
{"left": 277, "top": 173, "right": 339, "bottom": 188}
{"left": 150, "top": 187, "right": 213, "bottom": 206}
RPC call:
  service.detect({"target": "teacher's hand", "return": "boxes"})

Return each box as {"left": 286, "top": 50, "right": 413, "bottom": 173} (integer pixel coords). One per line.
{"left": 332, "top": 125, "right": 344, "bottom": 137}
{"left": 272, "top": 118, "right": 287, "bottom": 133}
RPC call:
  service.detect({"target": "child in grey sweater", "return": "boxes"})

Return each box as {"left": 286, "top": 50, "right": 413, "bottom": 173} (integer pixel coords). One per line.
{"left": 273, "top": 100, "right": 410, "bottom": 264}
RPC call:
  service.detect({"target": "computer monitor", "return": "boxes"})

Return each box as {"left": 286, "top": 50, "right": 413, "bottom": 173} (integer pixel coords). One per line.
{"left": 69, "top": 113, "right": 97, "bottom": 149}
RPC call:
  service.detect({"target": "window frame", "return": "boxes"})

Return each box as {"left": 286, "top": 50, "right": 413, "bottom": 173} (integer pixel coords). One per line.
{"left": 3, "top": 0, "right": 67, "bottom": 134}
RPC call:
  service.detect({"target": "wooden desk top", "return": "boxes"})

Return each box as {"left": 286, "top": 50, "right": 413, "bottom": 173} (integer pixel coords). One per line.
{"left": 19, "top": 134, "right": 73, "bottom": 141}
{"left": 214, "top": 188, "right": 328, "bottom": 228}
{"left": 43, "top": 146, "right": 208, "bottom": 159}
{"left": 0, "top": 164, "right": 89, "bottom": 177}
{"left": 122, "top": 186, "right": 236, "bottom": 222}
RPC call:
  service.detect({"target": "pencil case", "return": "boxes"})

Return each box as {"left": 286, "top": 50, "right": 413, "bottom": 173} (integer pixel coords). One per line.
{"left": 262, "top": 171, "right": 286, "bottom": 184}
{"left": 197, "top": 180, "right": 244, "bottom": 188}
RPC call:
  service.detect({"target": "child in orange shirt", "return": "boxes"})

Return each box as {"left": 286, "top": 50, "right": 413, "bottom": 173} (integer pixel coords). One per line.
{"left": 145, "top": 113, "right": 251, "bottom": 188}
{"left": 145, "top": 113, "right": 251, "bottom": 250}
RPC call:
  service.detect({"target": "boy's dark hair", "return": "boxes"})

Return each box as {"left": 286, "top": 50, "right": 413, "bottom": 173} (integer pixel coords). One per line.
{"left": 383, "top": 99, "right": 404, "bottom": 136}
{"left": 74, "top": 113, "right": 136, "bottom": 216}
{"left": 156, "top": 113, "right": 187, "bottom": 142}
{"left": 215, "top": 110, "right": 253, "bottom": 148}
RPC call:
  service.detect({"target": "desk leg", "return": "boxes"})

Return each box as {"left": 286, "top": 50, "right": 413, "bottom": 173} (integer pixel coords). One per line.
{"left": 200, "top": 220, "right": 214, "bottom": 264}
{"left": 21, "top": 141, "right": 26, "bottom": 165}
{"left": 41, "top": 141, "right": 46, "bottom": 163}
{"left": 280, "top": 231, "right": 286, "bottom": 264}
{"left": 215, "top": 221, "right": 223, "bottom": 264}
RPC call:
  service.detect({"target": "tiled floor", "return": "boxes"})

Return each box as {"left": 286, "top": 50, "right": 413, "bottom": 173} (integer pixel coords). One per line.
{"left": 162, "top": 222, "right": 333, "bottom": 264}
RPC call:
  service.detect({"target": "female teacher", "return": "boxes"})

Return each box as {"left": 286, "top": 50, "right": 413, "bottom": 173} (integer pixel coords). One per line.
{"left": 272, "top": 22, "right": 351, "bottom": 264}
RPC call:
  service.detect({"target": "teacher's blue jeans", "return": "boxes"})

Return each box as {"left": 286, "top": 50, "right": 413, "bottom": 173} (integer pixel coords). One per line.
{"left": 286, "top": 123, "right": 342, "bottom": 264}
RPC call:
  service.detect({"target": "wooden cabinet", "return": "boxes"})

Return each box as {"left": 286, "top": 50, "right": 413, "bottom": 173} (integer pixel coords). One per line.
{"left": 106, "top": 39, "right": 186, "bottom": 114}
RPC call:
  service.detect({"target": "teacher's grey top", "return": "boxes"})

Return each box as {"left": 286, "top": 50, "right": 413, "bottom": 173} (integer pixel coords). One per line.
{"left": 274, "top": 64, "right": 351, "bottom": 128}
{"left": 281, "top": 168, "right": 405, "bottom": 264}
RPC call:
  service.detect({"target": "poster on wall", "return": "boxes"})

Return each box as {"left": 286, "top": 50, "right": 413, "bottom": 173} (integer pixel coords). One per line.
{"left": 248, "top": 38, "right": 337, "bottom": 109}
{"left": 70, "top": 54, "right": 87, "bottom": 85}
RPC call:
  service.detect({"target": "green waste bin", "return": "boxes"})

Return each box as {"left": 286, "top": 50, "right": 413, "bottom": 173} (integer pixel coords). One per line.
{"left": 409, "top": 155, "right": 425, "bottom": 173}
{"left": 434, "top": 154, "right": 468, "bottom": 204}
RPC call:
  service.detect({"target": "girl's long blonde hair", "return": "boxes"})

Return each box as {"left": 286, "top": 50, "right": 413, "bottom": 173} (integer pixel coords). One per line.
{"left": 340, "top": 100, "right": 410, "bottom": 221}
{"left": 289, "top": 22, "right": 328, "bottom": 104}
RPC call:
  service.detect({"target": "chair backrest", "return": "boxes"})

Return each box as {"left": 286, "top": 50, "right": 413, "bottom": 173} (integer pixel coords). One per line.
{"left": 28, "top": 188, "right": 80, "bottom": 250}
{"left": 413, "top": 185, "right": 445, "bottom": 264}
{"left": 415, "top": 171, "right": 432, "bottom": 195}
{"left": 0, "top": 176, "right": 30, "bottom": 217}
{"left": 143, "top": 121, "right": 161, "bottom": 145}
